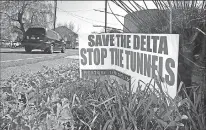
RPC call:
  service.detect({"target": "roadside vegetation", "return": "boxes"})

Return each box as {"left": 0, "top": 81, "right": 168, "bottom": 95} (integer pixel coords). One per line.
{"left": 1, "top": 60, "right": 205, "bottom": 130}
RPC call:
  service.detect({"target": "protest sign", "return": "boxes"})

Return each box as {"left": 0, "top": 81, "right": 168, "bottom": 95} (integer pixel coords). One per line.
{"left": 79, "top": 33, "right": 179, "bottom": 98}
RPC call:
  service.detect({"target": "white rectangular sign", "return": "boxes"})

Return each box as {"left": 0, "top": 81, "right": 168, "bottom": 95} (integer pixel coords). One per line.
{"left": 79, "top": 33, "right": 179, "bottom": 98}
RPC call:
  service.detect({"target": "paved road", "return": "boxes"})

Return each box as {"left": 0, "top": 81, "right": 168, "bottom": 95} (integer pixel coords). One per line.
{"left": 0, "top": 48, "right": 79, "bottom": 80}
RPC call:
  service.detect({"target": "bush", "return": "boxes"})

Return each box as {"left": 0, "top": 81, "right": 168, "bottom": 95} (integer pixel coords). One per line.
{"left": 0, "top": 60, "right": 205, "bottom": 130}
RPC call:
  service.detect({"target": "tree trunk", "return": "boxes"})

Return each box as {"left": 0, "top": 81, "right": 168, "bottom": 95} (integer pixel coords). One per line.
{"left": 20, "top": 22, "right": 25, "bottom": 37}
{"left": 17, "top": 11, "right": 26, "bottom": 38}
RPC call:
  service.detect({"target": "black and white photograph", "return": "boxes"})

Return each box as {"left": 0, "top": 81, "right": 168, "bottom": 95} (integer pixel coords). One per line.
{"left": 0, "top": 0, "right": 206, "bottom": 130}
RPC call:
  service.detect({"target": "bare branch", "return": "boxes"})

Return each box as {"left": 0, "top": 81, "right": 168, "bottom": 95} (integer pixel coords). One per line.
{"left": 131, "top": 0, "right": 145, "bottom": 10}
{"left": 186, "top": 16, "right": 206, "bottom": 26}
{"left": 194, "top": 27, "right": 206, "bottom": 35}
{"left": 108, "top": 2, "right": 131, "bottom": 32}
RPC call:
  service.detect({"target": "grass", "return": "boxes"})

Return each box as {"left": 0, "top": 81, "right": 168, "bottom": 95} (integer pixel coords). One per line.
{"left": 0, "top": 60, "right": 205, "bottom": 130}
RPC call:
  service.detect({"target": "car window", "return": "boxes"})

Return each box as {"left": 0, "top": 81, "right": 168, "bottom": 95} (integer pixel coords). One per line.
{"left": 46, "top": 30, "right": 61, "bottom": 41}
{"left": 25, "top": 28, "right": 46, "bottom": 39}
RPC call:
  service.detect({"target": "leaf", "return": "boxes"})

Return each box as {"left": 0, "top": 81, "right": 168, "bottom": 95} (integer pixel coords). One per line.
{"left": 177, "top": 98, "right": 189, "bottom": 107}
{"left": 46, "top": 114, "right": 53, "bottom": 129}
{"left": 163, "top": 109, "right": 173, "bottom": 121}
{"left": 121, "top": 116, "right": 126, "bottom": 130}
{"left": 39, "top": 111, "right": 47, "bottom": 122}
{"left": 175, "top": 116, "right": 181, "bottom": 122}
{"left": 123, "top": 107, "right": 128, "bottom": 121}
{"left": 176, "top": 123, "right": 184, "bottom": 127}
{"left": 90, "top": 114, "right": 99, "bottom": 128}
{"left": 177, "top": 81, "right": 184, "bottom": 94}
{"left": 56, "top": 102, "right": 62, "bottom": 119}
{"left": 22, "top": 125, "right": 31, "bottom": 130}
{"left": 102, "top": 116, "right": 115, "bottom": 130}
{"left": 156, "top": 119, "right": 168, "bottom": 127}
{"left": 59, "top": 107, "right": 72, "bottom": 121}
{"left": 168, "top": 121, "right": 176, "bottom": 127}
{"left": 181, "top": 115, "right": 188, "bottom": 120}
{"left": 142, "top": 94, "right": 155, "bottom": 115}
{"left": 53, "top": 104, "right": 57, "bottom": 114}
{"left": 125, "top": 107, "right": 138, "bottom": 130}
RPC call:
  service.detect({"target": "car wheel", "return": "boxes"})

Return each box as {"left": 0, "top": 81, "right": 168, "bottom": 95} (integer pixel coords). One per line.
{"left": 48, "top": 44, "right": 53, "bottom": 54}
{"left": 25, "top": 46, "right": 32, "bottom": 53}
{"left": 61, "top": 45, "right": 65, "bottom": 53}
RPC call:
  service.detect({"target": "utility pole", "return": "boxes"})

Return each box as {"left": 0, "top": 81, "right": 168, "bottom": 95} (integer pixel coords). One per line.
{"left": 54, "top": 0, "right": 57, "bottom": 30}
{"left": 105, "top": 0, "right": 107, "bottom": 33}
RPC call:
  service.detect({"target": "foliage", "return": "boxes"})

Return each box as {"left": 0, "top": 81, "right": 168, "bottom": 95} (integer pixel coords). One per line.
{"left": 0, "top": 60, "right": 205, "bottom": 130}
{"left": 0, "top": 1, "right": 54, "bottom": 40}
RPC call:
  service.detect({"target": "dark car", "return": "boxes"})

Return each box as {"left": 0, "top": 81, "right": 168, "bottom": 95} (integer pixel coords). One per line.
{"left": 22, "top": 28, "right": 66, "bottom": 54}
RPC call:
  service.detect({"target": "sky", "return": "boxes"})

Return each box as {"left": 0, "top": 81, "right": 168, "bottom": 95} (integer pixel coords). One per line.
{"left": 54, "top": 1, "right": 157, "bottom": 35}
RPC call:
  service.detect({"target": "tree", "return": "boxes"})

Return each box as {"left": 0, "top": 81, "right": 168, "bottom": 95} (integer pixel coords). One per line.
{"left": 0, "top": 1, "right": 54, "bottom": 40}
{"left": 68, "top": 21, "right": 80, "bottom": 33}
{"left": 68, "top": 21, "right": 75, "bottom": 31}
{"left": 57, "top": 21, "right": 80, "bottom": 33}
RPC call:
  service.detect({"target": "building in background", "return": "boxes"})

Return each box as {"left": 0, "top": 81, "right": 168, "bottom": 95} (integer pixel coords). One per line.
{"left": 55, "top": 26, "right": 78, "bottom": 49}
{"left": 123, "top": 9, "right": 168, "bottom": 33}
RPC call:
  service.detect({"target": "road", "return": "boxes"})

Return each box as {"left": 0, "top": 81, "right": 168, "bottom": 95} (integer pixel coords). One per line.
{"left": 0, "top": 48, "right": 79, "bottom": 80}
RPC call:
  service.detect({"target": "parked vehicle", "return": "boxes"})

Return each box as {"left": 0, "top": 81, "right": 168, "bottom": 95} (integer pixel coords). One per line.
{"left": 11, "top": 41, "right": 21, "bottom": 48}
{"left": 0, "top": 40, "right": 12, "bottom": 48}
{"left": 22, "top": 28, "right": 66, "bottom": 53}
